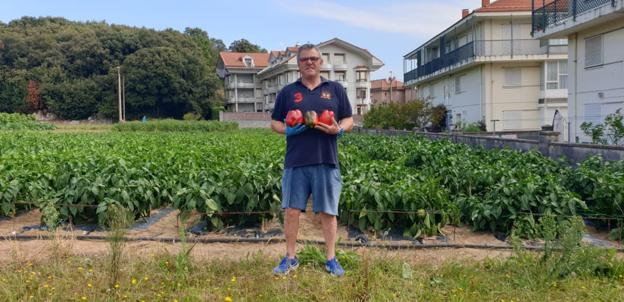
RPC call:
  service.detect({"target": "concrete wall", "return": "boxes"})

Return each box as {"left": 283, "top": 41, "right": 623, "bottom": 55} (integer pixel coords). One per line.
{"left": 568, "top": 18, "right": 624, "bottom": 142}
{"left": 220, "top": 112, "right": 364, "bottom": 128}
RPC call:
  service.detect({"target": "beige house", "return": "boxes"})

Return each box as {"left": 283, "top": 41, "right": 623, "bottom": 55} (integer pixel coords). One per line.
{"left": 370, "top": 79, "right": 417, "bottom": 106}
{"left": 532, "top": 0, "right": 624, "bottom": 143}
{"left": 257, "top": 38, "right": 384, "bottom": 115}
{"left": 217, "top": 52, "right": 269, "bottom": 112}
{"left": 404, "top": 0, "right": 568, "bottom": 133}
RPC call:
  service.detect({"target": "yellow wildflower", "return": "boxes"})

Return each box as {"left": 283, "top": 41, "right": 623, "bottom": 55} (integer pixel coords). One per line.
{"left": 224, "top": 297, "right": 233, "bottom": 302}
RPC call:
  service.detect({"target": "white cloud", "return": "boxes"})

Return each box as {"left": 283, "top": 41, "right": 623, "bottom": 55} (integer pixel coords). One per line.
{"left": 276, "top": 0, "right": 476, "bottom": 38}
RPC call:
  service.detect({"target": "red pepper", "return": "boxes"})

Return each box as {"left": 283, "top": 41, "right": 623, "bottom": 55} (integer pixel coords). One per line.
{"left": 285, "top": 109, "right": 303, "bottom": 127}
{"left": 319, "top": 110, "right": 335, "bottom": 126}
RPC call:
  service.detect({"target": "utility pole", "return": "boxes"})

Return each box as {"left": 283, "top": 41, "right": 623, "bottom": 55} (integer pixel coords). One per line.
{"left": 388, "top": 71, "right": 395, "bottom": 104}
{"left": 117, "top": 66, "right": 124, "bottom": 122}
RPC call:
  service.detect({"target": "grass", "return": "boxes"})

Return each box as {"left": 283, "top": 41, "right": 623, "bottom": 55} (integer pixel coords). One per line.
{"left": 51, "top": 123, "right": 114, "bottom": 132}
{"left": 1, "top": 247, "right": 624, "bottom": 301}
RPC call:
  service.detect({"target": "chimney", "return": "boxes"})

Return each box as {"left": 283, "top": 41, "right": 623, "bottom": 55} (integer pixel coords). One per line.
{"left": 462, "top": 9, "right": 470, "bottom": 18}
{"left": 482, "top": 0, "right": 490, "bottom": 7}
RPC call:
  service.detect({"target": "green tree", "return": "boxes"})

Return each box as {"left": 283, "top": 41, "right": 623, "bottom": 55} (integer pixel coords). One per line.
{"left": 228, "top": 38, "right": 266, "bottom": 53}
{"left": 123, "top": 47, "right": 208, "bottom": 118}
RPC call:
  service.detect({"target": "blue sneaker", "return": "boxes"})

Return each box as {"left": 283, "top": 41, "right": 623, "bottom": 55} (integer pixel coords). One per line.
{"left": 273, "top": 256, "right": 299, "bottom": 275}
{"left": 325, "top": 258, "right": 345, "bottom": 277}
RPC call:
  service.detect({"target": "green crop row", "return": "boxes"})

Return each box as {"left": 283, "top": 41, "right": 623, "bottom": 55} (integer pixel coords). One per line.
{"left": 0, "top": 130, "right": 622, "bottom": 239}
{"left": 112, "top": 119, "right": 238, "bottom": 132}
{"left": 0, "top": 130, "right": 281, "bottom": 228}
{"left": 0, "top": 112, "right": 55, "bottom": 130}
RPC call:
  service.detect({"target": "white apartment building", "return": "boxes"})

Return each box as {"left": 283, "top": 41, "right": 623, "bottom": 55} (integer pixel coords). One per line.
{"left": 404, "top": 0, "right": 569, "bottom": 134}
{"left": 257, "top": 38, "right": 384, "bottom": 115}
{"left": 217, "top": 52, "right": 269, "bottom": 112}
{"left": 532, "top": 0, "right": 624, "bottom": 143}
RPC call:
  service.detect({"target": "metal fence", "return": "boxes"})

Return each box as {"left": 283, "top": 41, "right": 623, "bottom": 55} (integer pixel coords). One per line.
{"left": 533, "top": 0, "right": 615, "bottom": 34}
{"left": 404, "top": 39, "right": 566, "bottom": 82}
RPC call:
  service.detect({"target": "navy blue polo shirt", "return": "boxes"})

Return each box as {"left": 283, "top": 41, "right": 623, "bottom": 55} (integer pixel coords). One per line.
{"left": 272, "top": 77, "right": 352, "bottom": 169}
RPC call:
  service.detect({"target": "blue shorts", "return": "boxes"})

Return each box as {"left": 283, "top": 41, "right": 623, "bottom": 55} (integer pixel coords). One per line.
{"left": 281, "top": 164, "right": 342, "bottom": 216}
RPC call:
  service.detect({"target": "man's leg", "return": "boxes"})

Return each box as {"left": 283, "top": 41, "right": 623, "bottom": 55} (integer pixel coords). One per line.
{"left": 320, "top": 212, "right": 337, "bottom": 260}
{"left": 284, "top": 208, "right": 301, "bottom": 258}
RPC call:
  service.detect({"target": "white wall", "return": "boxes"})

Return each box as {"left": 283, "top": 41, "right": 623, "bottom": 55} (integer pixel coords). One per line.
{"left": 489, "top": 62, "right": 542, "bottom": 130}
{"left": 319, "top": 44, "right": 372, "bottom": 112}
{"left": 569, "top": 18, "right": 624, "bottom": 142}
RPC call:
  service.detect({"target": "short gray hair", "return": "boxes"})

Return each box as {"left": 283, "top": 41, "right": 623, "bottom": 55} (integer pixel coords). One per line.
{"left": 296, "top": 43, "right": 321, "bottom": 61}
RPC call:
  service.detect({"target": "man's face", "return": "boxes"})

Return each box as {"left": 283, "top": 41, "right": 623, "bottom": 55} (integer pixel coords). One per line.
{"left": 297, "top": 48, "right": 323, "bottom": 79}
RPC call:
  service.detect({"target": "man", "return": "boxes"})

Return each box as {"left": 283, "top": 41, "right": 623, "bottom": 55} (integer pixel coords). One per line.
{"left": 270, "top": 43, "right": 353, "bottom": 276}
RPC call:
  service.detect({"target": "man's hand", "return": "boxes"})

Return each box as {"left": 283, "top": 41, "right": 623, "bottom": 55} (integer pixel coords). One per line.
{"left": 285, "top": 123, "right": 307, "bottom": 137}
{"left": 315, "top": 119, "right": 342, "bottom": 136}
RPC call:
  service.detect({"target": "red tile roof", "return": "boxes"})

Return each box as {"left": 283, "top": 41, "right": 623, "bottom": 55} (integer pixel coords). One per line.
{"left": 475, "top": 0, "right": 553, "bottom": 13}
{"left": 219, "top": 52, "right": 269, "bottom": 68}
{"left": 371, "top": 79, "right": 404, "bottom": 90}
{"left": 286, "top": 46, "right": 299, "bottom": 53}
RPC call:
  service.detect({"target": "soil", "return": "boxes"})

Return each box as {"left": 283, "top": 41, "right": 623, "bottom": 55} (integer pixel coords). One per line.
{"left": 0, "top": 208, "right": 620, "bottom": 265}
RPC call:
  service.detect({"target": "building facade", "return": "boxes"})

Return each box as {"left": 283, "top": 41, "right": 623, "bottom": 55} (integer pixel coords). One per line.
{"left": 404, "top": 0, "right": 569, "bottom": 133}
{"left": 217, "top": 52, "right": 269, "bottom": 112}
{"left": 257, "top": 38, "right": 384, "bottom": 115}
{"left": 533, "top": 0, "right": 624, "bottom": 143}
{"left": 370, "top": 79, "right": 417, "bottom": 106}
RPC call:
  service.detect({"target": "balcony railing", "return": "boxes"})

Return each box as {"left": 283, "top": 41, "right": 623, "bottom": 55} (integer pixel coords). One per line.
{"left": 532, "top": 0, "right": 614, "bottom": 34}
{"left": 405, "top": 39, "right": 566, "bottom": 82}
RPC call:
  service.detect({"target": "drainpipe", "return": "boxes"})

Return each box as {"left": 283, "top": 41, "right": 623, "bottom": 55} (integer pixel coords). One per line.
{"left": 573, "top": 33, "right": 579, "bottom": 142}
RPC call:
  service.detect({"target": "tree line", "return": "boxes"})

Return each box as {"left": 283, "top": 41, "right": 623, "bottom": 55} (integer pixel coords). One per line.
{"left": 0, "top": 17, "right": 265, "bottom": 120}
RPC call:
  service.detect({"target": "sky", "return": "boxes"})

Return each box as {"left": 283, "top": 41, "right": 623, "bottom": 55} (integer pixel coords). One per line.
{"left": 2, "top": 0, "right": 483, "bottom": 82}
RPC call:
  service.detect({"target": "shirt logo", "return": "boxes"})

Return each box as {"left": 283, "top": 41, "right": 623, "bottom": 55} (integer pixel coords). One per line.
{"left": 293, "top": 92, "right": 303, "bottom": 103}
{"left": 320, "top": 90, "right": 332, "bottom": 100}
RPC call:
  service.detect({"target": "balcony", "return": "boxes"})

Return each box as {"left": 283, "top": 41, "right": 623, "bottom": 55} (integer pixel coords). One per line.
{"left": 540, "top": 88, "right": 568, "bottom": 99}
{"left": 321, "top": 63, "right": 333, "bottom": 71}
{"left": 404, "top": 40, "right": 567, "bottom": 84}
{"left": 532, "top": 0, "right": 620, "bottom": 37}
{"left": 355, "top": 81, "right": 368, "bottom": 88}
{"left": 226, "top": 97, "right": 262, "bottom": 104}
{"left": 333, "top": 64, "right": 348, "bottom": 70}
{"left": 227, "top": 82, "right": 256, "bottom": 89}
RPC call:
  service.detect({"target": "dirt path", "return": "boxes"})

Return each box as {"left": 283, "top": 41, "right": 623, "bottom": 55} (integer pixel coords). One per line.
{"left": 0, "top": 208, "right": 618, "bottom": 265}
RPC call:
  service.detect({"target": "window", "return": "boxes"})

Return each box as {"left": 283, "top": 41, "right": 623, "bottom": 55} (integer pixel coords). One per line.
{"left": 428, "top": 85, "right": 435, "bottom": 98}
{"left": 356, "top": 88, "right": 366, "bottom": 99}
{"left": 322, "top": 53, "right": 330, "bottom": 64}
{"left": 320, "top": 71, "right": 330, "bottom": 79}
{"left": 585, "top": 35, "right": 603, "bottom": 67}
{"left": 544, "top": 60, "right": 568, "bottom": 90}
{"left": 356, "top": 71, "right": 368, "bottom": 82}
{"left": 335, "top": 71, "right": 346, "bottom": 81}
{"left": 243, "top": 56, "right": 254, "bottom": 67}
{"left": 455, "top": 76, "right": 462, "bottom": 94}
{"left": 584, "top": 103, "right": 602, "bottom": 125}
{"left": 504, "top": 68, "right": 522, "bottom": 87}
{"left": 547, "top": 61, "right": 558, "bottom": 89}
{"left": 549, "top": 39, "right": 568, "bottom": 46}
{"left": 559, "top": 60, "right": 568, "bottom": 89}
{"left": 334, "top": 53, "right": 346, "bottom": 64}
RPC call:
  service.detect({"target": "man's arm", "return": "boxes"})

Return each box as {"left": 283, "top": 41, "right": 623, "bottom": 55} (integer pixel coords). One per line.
{"left": 339, "top": 116, "right": 353, "bottom": 132}
{"left": 271, "top": 120, "right": 286, "bottom": 135}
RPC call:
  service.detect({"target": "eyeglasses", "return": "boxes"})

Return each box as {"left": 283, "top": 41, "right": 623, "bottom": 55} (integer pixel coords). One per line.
{"left": 299, "top": 56, "right": 320, "bottom": 63}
